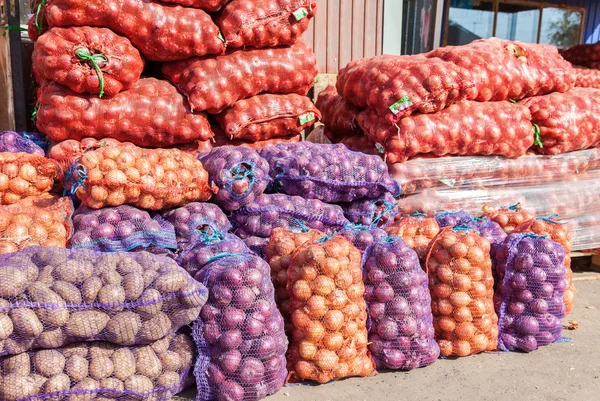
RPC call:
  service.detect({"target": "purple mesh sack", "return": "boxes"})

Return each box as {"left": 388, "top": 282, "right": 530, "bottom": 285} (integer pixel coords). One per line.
{"left": 341, "top": 192, "right": 399, "bottom": 228}
{"left": 161, "top": 202, "right": 232, "bottom": 251}
{"left": 200, "top": 146, "right": 270, "bottom": 211}
{"left": 260, "top": 142, "right": 400, "bottom": 203}
{"left": 338, "top": 223, "right": 387, "bottom": 253}
{"left": 69, "top": 205, "right": 177, "bottom": 252}
{"left": 230, "top": 193, "right": 349, "bottom": 238}
{"left": 363, "top": 236, "right": 439, "bottom": 370}
{"left": 0, "top": 332, "right": 195, "bottom": 401}
{"left": 434, "top": 210, "right": 474, "bottom": 228}
{"left": 467, "top": 217, "right": 507, "bottom": 262}
{"left": 495, "top": 233, "right": 566, "bottom": 352}
{"left": 0, "top": 246, "right": 207, "bottom": 356}
{"left": 243, "top": 236, "right": 270, "bottom": 259}
{"left": 193, "top": 253, "right": 288, "bottom": 401}
{"left": 0, "top": 131, "right": 45, "bottom": 155}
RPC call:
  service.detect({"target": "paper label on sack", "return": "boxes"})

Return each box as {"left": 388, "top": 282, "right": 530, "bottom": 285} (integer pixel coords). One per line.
{"left": 293, "top": 8, "right": 309, "bottom": 21}
{"left": 438, "top": 177, "right": 456, "bottom": 187}
{"left": 298, "top": 112, "right": 315, "bottom": 125}
{"left": 389, "top": 96, "right": 413, "bottom": 115}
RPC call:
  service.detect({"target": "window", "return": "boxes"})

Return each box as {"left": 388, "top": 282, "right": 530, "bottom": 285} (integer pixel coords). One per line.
{"left": 444, "top": 0, "right": 584, "bottom": 49}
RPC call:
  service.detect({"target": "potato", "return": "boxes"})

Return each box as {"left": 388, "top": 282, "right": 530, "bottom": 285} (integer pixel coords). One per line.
{"left": 89, "top": 342, "right": 115, "bottom": 359}
{"left": 3, "top": 352, "right": 31, "bottom": 375}
{"left": 10, "top": 308, "right": 43, "bottom": 337}
{"left": 149, "top": 336, "right": 170, "bottom": 354}
{"left": 29, "top": 286, "right": 69, "bottom": 326}
{"left": 111, "top": 348, "right": 136, "bottom": 381}
{"left": 158, "top": 350, "right": 182, "bottom": 372}
{"left": 123, "top": 273, "right": 145, "bottom": 301}
{"left": 32, "top": 247, "right": 67, "bottom": 266}
{"left": 30, "top": 373, "right": 47, "bottom": 391}
{"left": 81, "top": 276, "right": 103, "bottom": 303}
{"left": 105, "top": 311, "right": 141, "bottom": 345}
{"left": 134, "top": 347, "right": 161, "bottom": 378}
{"left": 168, "top": 307, "right": 201, "bottom": 327}
{"left": 65, "top": 355, "right": 89, "bottom": 381}
{"left": 0, "top": 373, "right": 38, "bottom": 401}
{"left": 97, "top": 284, "right": 126, "bottom": 308}
{"left": 55, "top": 260, "right": 93, "bottom": 284}
{"left": 23, "top": 261, "right": 39, "bottom": 282}
{"left": 157, "top": 371, "right": 180, "bottom": 388}
{"left": 52, "top": 281, "right": 83, "bottom": 304}
{"left": 124, "top": 375, "right": 153, "bottom": 394}
{"left": 66, "top": 310, "right": 110, "bottom": 338}
{"left": 93, "top": 255, "right": 118, "bottom": 275}
{"left": 61, "top": 343, "right": 89, "bottom": 358}
{"left": 33, "top": 349, "right": 66, "bottom": 377}
{"left": 101, "top": 270, "right": 122, "bottom": 286}
{"left": 179, "top": 282, "right": 207, "bottom": 308}
{"left": 4, "top": 338, "right": 34, "bottom": 355}
{"left": 169, "top": 334, "right": 194, "bottom": 368}
{"left": 35, "top": 328, "right": 66, "bottom": 349}
{"left": 0, "top": 313, "right": 13, "bottom": 340}
{"left": 99, "top": 377, "right": 124, "bottom": 393}
{"left": 68, "top": 377, "right": 98, "bottom": 401}
{"left": 0, "top": 267, "right": 28, "bottom": 297}
{"left": 38, "top": 265, "right": 55, "bottom": 286}
{"left": 135, "top": 289, "right": 163, "bottom": 316}
{"left": 139, "top": 312, "right": 172, "bottom": 342}
{"left": 43, "top": 374, "right": 71, "bottom": 400}
{"left": 89, "top": 356, "right": 114, "bottom": 380}
{"left": 153, "top": 271, "right": 187, "bottom": 293}
{"left": 117, "top": 259, "right": 143, "bottom": 275}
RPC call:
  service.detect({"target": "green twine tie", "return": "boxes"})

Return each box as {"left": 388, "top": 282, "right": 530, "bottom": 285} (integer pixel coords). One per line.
{"left": 532, "top": 123, "right": 543, "bottom": 148}
{"left": 2, "top": 26, "right": 27, "bottom": 37}
{"left": 75, "top": 48, "right": 108, "bottom": 98}
{"left": 35, "top": 0, "right": 47, "bottom": 35}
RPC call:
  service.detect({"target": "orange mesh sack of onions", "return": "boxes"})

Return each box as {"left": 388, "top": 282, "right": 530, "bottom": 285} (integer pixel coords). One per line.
{"left": 0, "top": 194, "right": 74, "bottom": 254}
{"left": 482, "top": 203, "right": 536, "bottom": 234}
{"left": 426, "top": 224, "right": 499, "bottom": 357}
{"left": 513, "top": 215, "right": 575, "bottom": 316}
{"left": 65, "top": 144, "right": 214, "bottom": 210}
{"left": 0, "top": 152, "right": 58, "bottom": 205}
{"left": 386, "top": 212, "right": 440, "bottom": 263}
{"left": 287, "top": 234, "right": 374, "bottom": 383}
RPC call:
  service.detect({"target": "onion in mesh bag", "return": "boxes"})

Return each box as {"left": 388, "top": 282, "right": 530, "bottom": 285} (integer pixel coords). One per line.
{"left": 385, "top": 213, "right": 439, "bottom": 262}
{"left": 0, "top": 131, "right": 45, "bottom": 155}
{"left": 340, "top": 192, "right": 399, "bottom": 228}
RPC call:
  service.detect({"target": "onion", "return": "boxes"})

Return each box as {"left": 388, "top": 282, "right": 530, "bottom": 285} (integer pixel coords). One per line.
{"left": 116, "top": 220, "right": 136, "bottom": 239}
{"left": 101, "top": 209, "right": 121, "bottom": 224}
{"left": 217, "top": 380, "right": 244, "bottom": 401}
{"left": 387, "top": 296, "right": 410, "bottom": 318}
{"left": 382, "top": 348, "right": 406, "bottom": 369}
{"left": 220, "top": 268, "right": 244, "bottom": 289}
{"left": 529, "top": 299, "right": 549, "bottom": 314}
{"left": 367, "top": 268, "right": 386, "bottom": 284}
{"left": 517, "top": 335, "right": 538, "bottom": 352}
{"left": 91, "top": 223, "right": 116, "bottom": 239}
{"left": 219, "top": 350, "right": 242, "bottom": 374}
{"left": 210, "top": 285, "right": 233, "bottom": 306}
{"left": 222, "top": 308, "right": 245, "bottom": 329}
{"left": 515, "top": 290, "right": 533, "bottom": 303}
{"left": 255, "top": 336, "right": 277, "bottom": 360}
{"left": 516, "top": 316, "right": 539, "bottom": 335}
{"left": 233, "top": 286, "right": 256, "bottom": 309}
{"left": 399, "top": 317, "right": 418, "bottom": 336}
{"left": 368, "top": 302, "right": 386, "bottom": 322}
{"left": 239, "top": 357, "right": 265, "bottom": 385}
{"left": 255, "top": 299, "right": 272, "bottom": 319}
{"left": 244, "top": 268, "right": 263, "bottom": 287}
{"left": 375, "top": 282, "right": 395, "bottom": 303}
{"left": 207, "top": 363, "right": 226, "bottom": 386}
{"left": 537, "top": 331, "right": 555, "bottom": 346}
{"left": 203, "top": 322, "right": 221, "bottom": 344}
{"left": 507, "top": 301, "right": 525, "bottom": 316}
{"left": 200, "top": 305, "right": 221, "bottom": 321}
{"left": 244, "top": 312, "right": 265, "bottom": 338}
{"left": 377, "top": 318, "right": 399, "bottom": 340}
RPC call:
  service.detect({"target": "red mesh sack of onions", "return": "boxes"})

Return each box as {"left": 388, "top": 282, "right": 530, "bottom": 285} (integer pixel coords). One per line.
{"left": 158, "top": 0, "right": 229, "bottom": 11}
{"left": 338, "top": 134, "right": 380, "bottom": 156}
{"left": 336, "top": 54, "right": 476, "bottom": 123}
{"left": 426, "top": 38, "right": 575, "bottom": 102}
{"left": 494, "top": 233, "right": 566, "bottom": 352}
{"left": 513, "top": 216, "right": 575, "bottom": 316}
{"left": 230, "top": 194, "right": 348, "bottom": 239}
{"left": 357, "top": 100, "right": 534, "bottom": 163}
{"left": 193, "top": 253, "right": 288, "bottom": 401}
{"left": 65, "top": 145, "right": 214, "bottom": 210}
{"left": 340, "top": 192, "right": 399, "bottom": 229}
{"left": 0, "top": 152, "right": 58, "bottom": 205}
{"left": 560, "top": 42, "right": 600, "bottom": 66}
{"left": 215, "top": 94, "right": 320, "bottom": 141}
{"left": 385, "top": 212, "right": 440, "bottom": 263}
{"left": 315, "top": 85, "right": 364, "bottom": 142}
{"left": 574, "top": 66, "right": 600, "bottom": 88}
{"left": 338, "top": 223, "right": 387, "bottom": 253}
{"left": 27, "top": 14, "right": 47, "bottom": 42}
{"left": 216, "top": 0, "right": 316, "bottom": 48}
{"left": 521, "top": 88, "right": 600, "bottom": 155}
{"left": 162, "top": 40, "right": 318, "bottom": 114}
{"left": 364, "top": 236, "right": 439, "bottom": 370}
{"left": 36, "top": 79, "right": 214, "bottom": 147}
{"left": 287, "top": 234, "right": 374, "bottom": 383}
{"left": 161, "top": 202, "right": 231, "bottom": 252}
{"left": 178, "top": 231, "right": 250, "bottom": 277}
{"left": 426, "top": 225, "right": 499, "bottom": 357}
{"left": 200, "top": 146, "right": 270, "bottom": 212}
{"left": 260, "top": 142, "right": 401, "bottom": 203}
{"left": 207, "top": 126, "right": 301, "bottom": 156}
{"left": 482, "top": 203, "right": 536, "bottom": 235}
{"left": 44, "top": 0, "right": 225, "bottom": 61}
{"left": 32, "top": 27, "right": 144, "bottom": 98}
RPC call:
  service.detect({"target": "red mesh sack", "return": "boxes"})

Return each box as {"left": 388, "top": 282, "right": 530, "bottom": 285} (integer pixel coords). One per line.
{"left": 65, "top": 145, "right": 214, "bottom": 210}
{"left": 513, "top": 216, "right": 575, "bottom": 316}
{"left": 0, "top": 152, "right": 58, "bottom": 204}
{"left": 427, "top": 38, "right": 575, "bottom": 102}
{"left": 336, "top": 54, "right": 476, "bottom": 123}
{"left": 315, "top": 85, "right": 364, "bottom": 142}
{"left": 159, "top": 0, "right": 229, "bottom": 11}
{"left": 216, "top": 0, "right": 316, "bottom": 48}
{"left": 36, "top": 79, "right": 214, "bottom": 147}
{"left": 44, "top": 0, "right": 225, "bottom": 61}
{"left": 162, "top": 40, "right": 318, "bottom": 113}
{"left": 426, "top": 226, "right": 499, "bottom": 357}
{"left": 521, "top": 88, "right": 600, "bottom": 155}
{"left": 32, "top": 27, "right": 144, "bottom": 97}
{"left": 338, "top": 134, "right": 379, "bottom": 156}
{"left": 481, "top": 203, "right": 536, "bottom": 235}
{"left": 357, "top": 100, "right": 534, "bottom": 163}
{"left": 560, "top": 42, "right": 600, "bottom": 66}
{"left": 385, "top": 213, "right": 440, "bottom": 263}
{"left": 574, "top": 66, "right": 600, "bottom": 88}
{"left": 215, "top": 94, "right": 320, "bottom": 141}
{"left": 287, "top": 234, "right": 374, "bottom": 383}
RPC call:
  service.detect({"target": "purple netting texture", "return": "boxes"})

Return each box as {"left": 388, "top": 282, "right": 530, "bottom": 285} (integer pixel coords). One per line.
{"left": 193, "top": 253, "right": 287, "bottom": 401}
{"left": 363, "top": 237, "right": 439, "bottom": 370}
{"left": 230, "top": 194, "right": 349, "bottom": 238}
{"left": 200, "top": 146, "right": 270, "bottom": 211}
{"left": 0, "top": 131, "right": 45, "bottom": 155}
{"left": 338, "top": 224, "right": 387, "bottom": 253}
{"left": 0, "top": 246, "right": 207, "bottom": 356}
{"left": 0, "top": 332, "right": 195, "bottom": 401}
{"left": 467, "top": 217, "right": 507, "bottom": 263}
{"left": 341, "top": 192, "right": 399, "bottom": 228}
{"left": 260, "top": 142, "right": 400, "bottom": 203}
{"left": 161, "top": 202, "right": 232, "bottom": 251}
{"left": 242, "top": 236, "right": 270, "bottom": 259}
{"left": 69, "top": 205, "right": 177, "bottom": 252}
{"left": 434, "top": 211, "right": 474, "bottom": 228}
{"left": 495, "top": 233, "right": 566, "bottom": 352}
{"left": 178, "top": 232, "right": 251, "bottom": 277}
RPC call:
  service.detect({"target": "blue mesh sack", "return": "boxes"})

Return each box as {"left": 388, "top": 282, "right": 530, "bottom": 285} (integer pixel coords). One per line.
{"left": 260, "top": 142, "right": 400, "bottom": 203}
{"left": 0, "top": 131, "right": 46, "bottom": 155}
{"left": 341, "top": 192, "right": 399, "bottom": 228}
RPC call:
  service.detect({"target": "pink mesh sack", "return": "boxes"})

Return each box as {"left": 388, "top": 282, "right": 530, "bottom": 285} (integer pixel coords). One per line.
{"left": 158, "top": 0, "right": 229, "bottom": 11}
{"left": 574, "top": 66, "right": 600, "bottom": 88}
{"left": 315, "top": 85, "right": 364, "bottom": 142}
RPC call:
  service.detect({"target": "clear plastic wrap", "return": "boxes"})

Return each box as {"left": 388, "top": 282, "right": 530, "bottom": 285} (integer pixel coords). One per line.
{"left": 574, "top": 66, "right": 600, "bottom": 89}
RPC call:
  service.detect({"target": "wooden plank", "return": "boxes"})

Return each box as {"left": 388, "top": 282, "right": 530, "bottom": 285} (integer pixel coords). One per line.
{"left": 338, "top": 0, "right": 353, "bottom": 68}
{"left": 375, "top": 0, "right": 383, "bottom": 55}
{"left": 351, "top": 0, "right": 365, "bottom": 60}
{"left": 312, "top": 0, "right": 328, "bottom": 73}
{"left": 363, "top": 0, "right": 378, "bottom": 58}
{"left": 326, "top": 0, "right": 340, "bottom": 73}
{"left": 302, "top": 14, "right": 314, "bottom": 52}
{"left": 0, "top": 1, "right": 15, "bottom": 132}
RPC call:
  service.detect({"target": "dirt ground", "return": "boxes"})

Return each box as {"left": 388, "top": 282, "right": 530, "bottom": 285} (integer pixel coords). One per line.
{"left": 177, "top": 275, "right": 600, "bottom": 401}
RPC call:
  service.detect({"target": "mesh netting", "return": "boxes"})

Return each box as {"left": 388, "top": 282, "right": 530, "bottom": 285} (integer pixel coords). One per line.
{"left": 32, "top": 26, "right": 144, "bottom": 98}
{"left": 215, "top": 94, "right": 320, "bottom": 142}
{"left": 200, "top": 146, "right": 270, "bottom": 212}
{"left": 287, "top": 235, "right": 374, "bottom": 383}
{"left": 0, "top": 132, "right": 45, "bottom": 155}
{"left": 337, "top": 224, "right": 387, "bottom": 254}
{"left": 65, "top": 145, "right": 214, "bottom": 210}
{"left": 315, "top": 85, "right": 364, "bottom": 142}
{"left": 560, "top": 42, "right": 600, "bottom": 67}
{"left": 45, "top": 0, "right": 225, "bottom": 61}
{"left": 574, "top": 66, "right": 600, "bottom": 89}
{"left": 0, "top": 332, "right": 195, "bottom": 401}
{"left": 481, "top": 203, "right": 536, "bottom": 234}
{"left": 494, "top": 233, "right": 566, "bottom": 352}
{"left": 468, "top": 217, "right": 507, "bottom": 262}
{"left": 0, "top": 152, "right": 57, "bottom": 205}
{"left": 341, "top": 192, "right": 399, "bottom": 229}
{"left": 178, "top": 232, "right": 250, "bottom": 277}
{"left": 434, "top": 211, "right": 474, "bottom": 228}
{"left": 363, "top": 237, "right": 439, "bottom": 370}
{"left": 242, "top": 236, "right": 270, "bottom": 259}
{"left": 338, "top": 134, "right": 379, "bottom": 156}
{"left": 69, "top": 205, "right": 177, "bottom": 253}
{"left": 158, "top": 0, "right": 229, "bottom": 11}
{"left": 162, "top": 40, "right": 318, "bottom": 114}
{"left": 0, "top": 246, "right": 207, "bottom": 356}
{"left": 230, "top": 194, "right": 349, "bottom": 239}
{"left": 27, "top": 13, "right": 47, "bottom": 42}
{"left": 216, "top": 0, "right": 316, "bottom": 48}
{"left": 36, "top": 79, "right": 214, "bottom": 147}
{"left": 213, "top": 133, "right": 302, "bottom": 152}
{"left": 193, "top": 253, "right": 288, "bottom": 401}
{"left": 260, "top": 142, "right": 400, "bottom": 203}
{"left": 385, "top": 213, "right": 440, "bottom": 263}
{"left": 0, "top": 195, "right": 73, "bottom": 254}
{"left": 426, "top": 226, "right": 498, "bottom": 357}
{"left": 356, "top": 100, "right": 534, "bottom": 163}
{"left": 521, "top": 88, "right": 600, "bottom": 155}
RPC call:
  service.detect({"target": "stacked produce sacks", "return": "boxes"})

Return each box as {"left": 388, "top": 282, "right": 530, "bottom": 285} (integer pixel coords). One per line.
{"left": 561, "top": 41, "right": 600, "bottom": 89}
